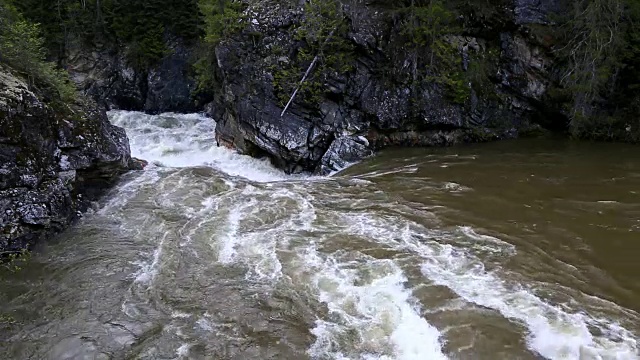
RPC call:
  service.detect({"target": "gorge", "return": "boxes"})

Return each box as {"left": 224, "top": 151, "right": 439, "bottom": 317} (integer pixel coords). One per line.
{"left": 1, "top": 0, "right": 640, "bottom": 359}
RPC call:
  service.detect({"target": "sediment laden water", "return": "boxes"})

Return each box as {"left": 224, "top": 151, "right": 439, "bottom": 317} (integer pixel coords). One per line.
{"left": 0, "top": 111, "right": 638, "bottom": 359}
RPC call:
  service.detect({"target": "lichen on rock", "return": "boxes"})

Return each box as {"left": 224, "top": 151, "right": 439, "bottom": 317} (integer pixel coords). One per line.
{"left": 0, "top": 65, "right": 135, "bottom": 253}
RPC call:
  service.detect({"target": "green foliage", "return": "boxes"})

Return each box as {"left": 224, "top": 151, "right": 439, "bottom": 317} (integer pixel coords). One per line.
{"left": 428, "top": 38, "right": 468, "bottom": 104}
{"left": 194, "top": 0, "right": 247, "bottom": 93}
{"left": 0, "top": 249, "right": 31, "bottom": 273}
{"left": 0, "top": 313, "right": 16, "bottom": 325}
{"left": 193, "top": 50, "right": 219, "bottom": 95}
{"left": 466, "top": 47, "right": 499, "bottom": 98}
{"left": 13, "top": 0, "right": 203, "bottom": 69}
{"left": 109, "top": 0, "right": 203, "bottom": 69}
{"left": 559, "top": 0, "right": 624, "bottom": 122}
{"left": 199, "top": 0, "right": 246, "bottom": 45}
{"left": 400, "top": 0, "right": 455, "bottom": 49}
{"left": 0, "top": 311, "right": 18, "bottom": 334}
{"left": 555, "top": 0, "right": 640, "bottom": 141}
{"left": 110, "top": 3, "right": 168, "bottom": 69}
{"left": 0, "top": 3, "right": 76, "bottom": 103}
{"left": 451, "top": 0, "right": 512, "bottom": 34}
{"left": 272, "top": 0, "right": 355, "bottom": 108}
{"left": 395, "top": 1, "right": 473, "bottom": 104}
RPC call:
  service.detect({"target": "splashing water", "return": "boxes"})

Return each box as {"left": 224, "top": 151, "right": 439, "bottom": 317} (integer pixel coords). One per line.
{"left": 0, "top": 112, "right": 638, "bottom": 360}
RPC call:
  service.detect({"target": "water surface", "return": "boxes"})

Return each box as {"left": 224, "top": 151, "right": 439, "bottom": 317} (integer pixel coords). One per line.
{"left": 0, "top": 112, "right": 638, "bottom": 359}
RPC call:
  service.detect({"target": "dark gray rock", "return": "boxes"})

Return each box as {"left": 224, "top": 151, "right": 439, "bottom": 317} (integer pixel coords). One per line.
{"left": 319, "top": 136, "right": 373, "bottom": 175}
{"left": 514, "top": 0, "right": 566, "bottom": 25}
{"left": 0, "top": 65, "right": 135, "bottom": 253}
{"left": 65, "top": 38, "right": 197, "bottom": 114}
{"left": 144, "top": 41, "right": 198, "bottom": 113}
{"left": 210, "top": 0, "right": 555, "bottom": 174}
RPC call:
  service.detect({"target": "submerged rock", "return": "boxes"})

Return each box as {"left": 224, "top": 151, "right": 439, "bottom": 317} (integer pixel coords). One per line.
{"left": 0, "top": 65, "right": 135, "bottom": 253}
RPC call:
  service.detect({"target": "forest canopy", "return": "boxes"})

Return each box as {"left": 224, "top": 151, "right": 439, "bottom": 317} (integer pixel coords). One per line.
{"left": 1, "top": 0, "right": 640, "bottom": 141}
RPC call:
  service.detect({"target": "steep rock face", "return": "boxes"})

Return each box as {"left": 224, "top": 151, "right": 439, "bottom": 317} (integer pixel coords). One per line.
{"left": 0, "top": 66, "right": 135, "bottom": 253}
{"left": 65, "top": 39, "right": 198, "bottom": 114}
{"left": 515, "top": 0, "right": 566, "bottom": 25}
{"left": 211, "top": 0, "right": 563, "bottom": 175}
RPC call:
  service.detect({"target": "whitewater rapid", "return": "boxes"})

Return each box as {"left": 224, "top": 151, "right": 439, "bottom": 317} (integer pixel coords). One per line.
{"left": 109, "top": 111, "right": 295, "bottom": 182}
{"left": 3, "top": 111, "right": 635, "bottom": 360}
{"left": 110, "top": 111, "right": 639, "bottom": 359}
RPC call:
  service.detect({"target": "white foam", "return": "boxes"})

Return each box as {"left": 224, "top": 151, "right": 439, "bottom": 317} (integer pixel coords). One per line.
{"left": 97, "top": 168, "right": 164, "bottom": 215}
{"left": 327, "top": 161, "right": 361, "bottom": 177}
{"left": 354, "top": 165, "right": 419, "bottom": 179}
{"left": 336, "top": 212, "right": 638, "bottom": 359}
{"left": 175, "top": 343, "right": 191, "bottom": 358}
{"left": 105, "top": 110, "right": 638, "bottom": 359}
{"left": 209, "top": 185, "right": 318, "bottom": 280}
{"left": 420, "top": 257, "right": 638, "bottom": 360}
{"left": 217, "top": 197, "right": 257, "bottom": 265}
{"left": 195, "top": 316, "right": 215, "bottom": 332}
{"left": 302, "top": 247, "right": 447, "bottom": 360}
{"left": 108, "top": 110, "right": 300, "bottom": 182}
{"left": 456, "top": 226, "right": 516, "bottom": 255}
{"left": 442, "top": 182, "right": 472, "bottom": 192}
{"left": 171, "top": 311, "right": 192, "bottom": 319}
{"left": 134, "top": 229, "right": 169, "bottom": 285}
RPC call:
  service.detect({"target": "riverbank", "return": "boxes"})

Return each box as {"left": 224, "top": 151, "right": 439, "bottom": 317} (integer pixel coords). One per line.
{"left": 0, "top": 66, "right": 135, "bottom": 254}
{"left": 1, "top": 111, "right": 638, "bottom": 359}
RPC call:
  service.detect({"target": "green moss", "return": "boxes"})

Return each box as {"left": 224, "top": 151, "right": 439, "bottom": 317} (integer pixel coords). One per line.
{"left": 464, "top": 127, "right": 498, "bottom": 142}
{"left": 0, "top": 312, "right": 17, "bottom": 333}
{"left": 271, "top": 0, "right": 355, "bottom": 109}
{"left": 1, "top": 249, "right": 31, "bottom": 273}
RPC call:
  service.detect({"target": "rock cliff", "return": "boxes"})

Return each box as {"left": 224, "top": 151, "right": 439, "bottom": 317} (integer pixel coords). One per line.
{"left": 210, "top": 0, "right": 566, "bottom": 174}
{"left": 58, "top": 0, "right": 572, "bottom": 176}
{"left": 64, "top": 38, "right": 199, "bottom": 114}
{"left": 0, "top": 65, "right": 135, "bottom": 253}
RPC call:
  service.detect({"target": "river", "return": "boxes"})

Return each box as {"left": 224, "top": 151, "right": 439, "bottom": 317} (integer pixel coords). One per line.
{"left": 0, "top": 111, "right": 638, "bottom": 360}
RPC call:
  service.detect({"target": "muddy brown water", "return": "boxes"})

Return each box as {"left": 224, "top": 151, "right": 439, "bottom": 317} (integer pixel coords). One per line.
{"left": 0, "top": 112, "right": 638, "bottom": 359}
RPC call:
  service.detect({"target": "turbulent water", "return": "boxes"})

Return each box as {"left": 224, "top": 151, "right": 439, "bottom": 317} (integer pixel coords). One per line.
{"left": 1, "top": 111, "right": 639, "bottom": 360}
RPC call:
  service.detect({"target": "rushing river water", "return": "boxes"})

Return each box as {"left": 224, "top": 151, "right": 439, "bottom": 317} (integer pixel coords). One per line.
{"left": 1, "top": 111, "right": 639, "bottom": 360}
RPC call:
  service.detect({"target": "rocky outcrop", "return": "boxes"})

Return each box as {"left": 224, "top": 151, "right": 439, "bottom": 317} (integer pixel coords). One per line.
{"left": 0, "top": 65, "right": 135, "bottom": 253}
{"left": 515, "top": 0, "right": 566, "bottom": 25}
{"left": 210, "top": 0, "right": 563, "bottom": 175}
{"left": 53, "top": 1, "right": 570, "bottom": 176}
{"left": 64, "top": 39, "right": 198, "bottom": 114}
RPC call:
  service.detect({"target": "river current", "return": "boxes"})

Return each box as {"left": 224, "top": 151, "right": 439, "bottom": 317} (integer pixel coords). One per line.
{"left": 0, "top": 111, "right": 638, "bottom": 359}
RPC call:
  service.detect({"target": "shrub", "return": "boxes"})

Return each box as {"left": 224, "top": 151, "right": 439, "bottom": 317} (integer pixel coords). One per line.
{"left": 0, "top": 3, "right": 76, "bottom": 103}
{"left": 272, "top": 0, "right": 355, "bottom": 108}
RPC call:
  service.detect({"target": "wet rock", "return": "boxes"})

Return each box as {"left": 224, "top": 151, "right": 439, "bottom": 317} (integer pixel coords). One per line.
{"left": 64, "top": 38, "right": 197, "bottom": 114}
{"left": 131, "top": 158, "right": 149, "bottom": 170}
{"left": 144, "top": 40, "right": 198, "bottom": 113}
{"left": 56, "top": 1, "right": 569, "bottom": 175}
{"left": 499, "top": 34, "right": 550, "bottom": 102}
{"left": 318, "top": 136, "right": 373, "bottom": 175}
{"left": 0, "top": 65, "right": 134, "bottom": 253}
{"left": 210, "top": 0, "right": 557, "bottom": 174}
